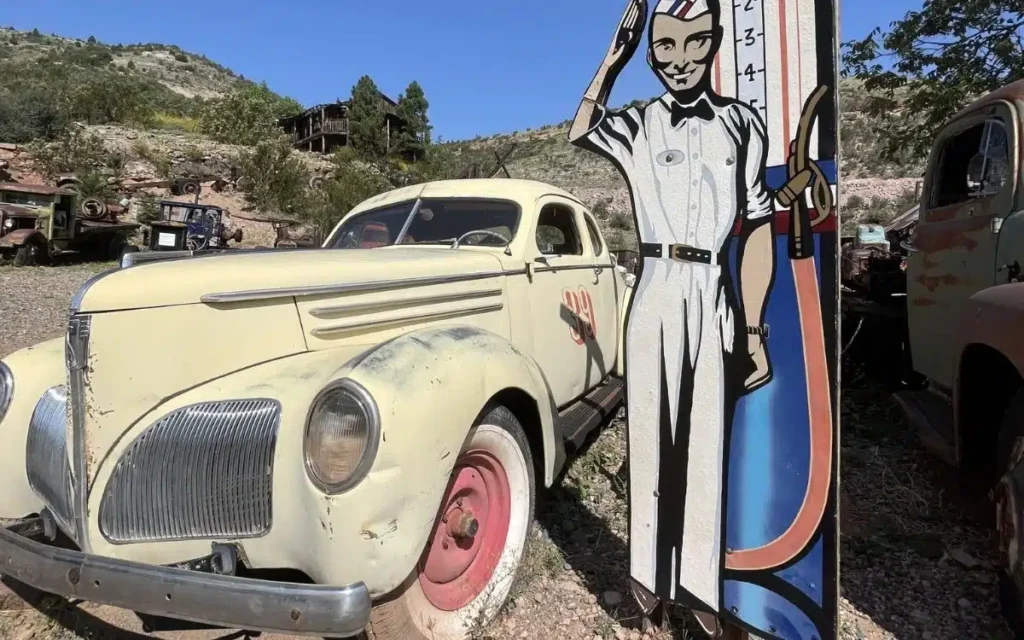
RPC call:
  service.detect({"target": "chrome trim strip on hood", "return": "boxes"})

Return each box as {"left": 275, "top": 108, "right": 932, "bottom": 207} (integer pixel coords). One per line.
{"left": 201, "top": 269, "right": 526, "bottom": 305}
{"left": 66, "top": 314, "right": 92, "bottom": 551}
{"left": 310, "top": 302, "right": 505, "bottom": 338}
{"left": 309, "top": 288, "right": 503, "bottom": 318}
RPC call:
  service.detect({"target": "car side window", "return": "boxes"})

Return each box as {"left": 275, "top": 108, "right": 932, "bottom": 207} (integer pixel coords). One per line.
{"left": 536, "top": 204, "right": 583, "bottom": 256}
{"left": 929, "top": 118, "right": 1010, "bottom": 209}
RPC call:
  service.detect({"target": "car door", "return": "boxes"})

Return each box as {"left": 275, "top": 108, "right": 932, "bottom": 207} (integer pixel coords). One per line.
{"left": 527, "top": 197, "right": 598, "bottom": 407}
{"left": 579, "top": 208, "right": 620, "bottom": 390}
{"left": 908, "top": 104, "right": 1017, "bottom": 387}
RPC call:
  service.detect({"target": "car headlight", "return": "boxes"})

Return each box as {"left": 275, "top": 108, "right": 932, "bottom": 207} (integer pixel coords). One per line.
{"left": 3, "top": 219, "right": 13, "bottom": 229}
{"left": 304, "top": 379, "right": 380, "bottom": 494}
{"left": 0, "top": 361, "right": 12, "bottom": 423}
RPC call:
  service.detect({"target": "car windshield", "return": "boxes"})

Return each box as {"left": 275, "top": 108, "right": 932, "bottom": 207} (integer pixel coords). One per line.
{"left": 328, "top": 198, "right": 520, "bottom": 249}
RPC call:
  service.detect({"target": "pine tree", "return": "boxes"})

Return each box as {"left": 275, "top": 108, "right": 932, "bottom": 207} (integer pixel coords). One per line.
{"left": 347, "top": 75, "right": 387, "bottom": 162}
{"left": 395, "top": 81, "right": 432, "bottom": 161}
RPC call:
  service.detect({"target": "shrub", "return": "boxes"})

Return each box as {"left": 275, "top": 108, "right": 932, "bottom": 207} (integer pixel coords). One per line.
{"left": 199, "top": 82, "right": 302, "bottom": 145}
{"left": 609, "top": 210, "right": 633, "bottom": 231}
{"left": 27, "top": 126, "right": 107, "bottom": 179}
{"left": 149, "top": 112, "right": 198, "bottom": 132}
{"left": 184, "top": 145, "right": 205, "bottom": 163}
{"left": 135, "top": 193, "right": 161, "bottom": 225}
{"left": 126, "top": 60, "right": 136, "bottom": 70}
{"left": 173, "top": 52, "right": 188, "bottom": 63}
{"left": 74, "top": 171, "right": 117, "bottom": 201}
{"left": 236, "top": 137, "right": 311, "bottom": 215}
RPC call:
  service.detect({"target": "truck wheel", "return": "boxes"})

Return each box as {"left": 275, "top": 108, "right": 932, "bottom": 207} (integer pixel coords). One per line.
{"left": 366, "top": 406, "right": 535, "bottom": 640}
{"left": 13, "top": 237, "right": 48, "bottom": 268}
{"left": 105, "top": 235, "right": 128, "bottom": 261}
{"left": 994, "top": 389, "right": 1024, "bottom": 637}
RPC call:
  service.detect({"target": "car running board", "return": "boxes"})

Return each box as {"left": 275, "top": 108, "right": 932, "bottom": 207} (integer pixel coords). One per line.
{"left": 559, "top": 378, "right": 624, "bottom": 450}
{"left": 892, "top": 389, "right": 957, "bottom": 466}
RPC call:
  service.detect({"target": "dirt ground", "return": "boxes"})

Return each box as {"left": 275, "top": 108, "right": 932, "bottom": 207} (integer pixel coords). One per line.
{"left": 0, "top": 263, "right": 1015, "bottom": 640}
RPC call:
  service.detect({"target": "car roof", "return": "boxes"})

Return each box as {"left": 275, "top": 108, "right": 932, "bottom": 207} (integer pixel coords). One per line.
{"left": 346, "top": 179, "right": 586, "bottom": 218}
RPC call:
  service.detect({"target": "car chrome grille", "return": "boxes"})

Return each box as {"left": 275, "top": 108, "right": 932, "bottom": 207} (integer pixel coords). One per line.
{"left": 99, "top": 399, "right": 281, "bottom": 544}
{"left": 26, "top": 386, "right": 75, "bottom": 538}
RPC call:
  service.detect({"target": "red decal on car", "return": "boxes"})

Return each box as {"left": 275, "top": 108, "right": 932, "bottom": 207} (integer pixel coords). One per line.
{"left": 564, "top": 287, "right": 598, "bottom": 345}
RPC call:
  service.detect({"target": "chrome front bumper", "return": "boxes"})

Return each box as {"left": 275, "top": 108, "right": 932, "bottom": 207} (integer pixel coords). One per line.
{"left": 0, "top": 520, "right": 371, "bottom": 637}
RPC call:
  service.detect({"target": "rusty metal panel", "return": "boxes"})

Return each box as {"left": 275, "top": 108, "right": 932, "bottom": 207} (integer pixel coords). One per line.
{"left": 909, "top": 102, "right": 1017, "bottom": 386}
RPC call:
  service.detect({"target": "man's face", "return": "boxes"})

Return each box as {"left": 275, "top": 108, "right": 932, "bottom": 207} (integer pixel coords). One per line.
{"left": 649, "top": 13, "right": 717, "bottom": 93}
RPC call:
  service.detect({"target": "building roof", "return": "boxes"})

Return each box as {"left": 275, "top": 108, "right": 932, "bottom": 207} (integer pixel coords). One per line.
{"left": 279, "top": 92, "right": 400, "bottom": 125}
{"left": 0, "top": 182, "right": 74, "bottom": 196}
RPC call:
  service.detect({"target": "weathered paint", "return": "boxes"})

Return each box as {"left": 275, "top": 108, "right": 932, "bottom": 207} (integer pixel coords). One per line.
{"left": 908, "top": 100, "right": 1017, "bottom": 388}
{"left": 0, "top": 178, "right": 626, "bottom": 602}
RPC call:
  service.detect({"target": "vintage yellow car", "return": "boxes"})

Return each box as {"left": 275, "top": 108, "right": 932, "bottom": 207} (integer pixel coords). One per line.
{"left": 0, "top": 179, "right": 631, "bottom": 639}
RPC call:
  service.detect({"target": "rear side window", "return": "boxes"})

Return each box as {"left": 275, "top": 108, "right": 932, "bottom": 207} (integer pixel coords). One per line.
{"left": 584, "top": 214, "right": 604, "bottom": 256}
{"left": 536, "top": 204, "right": 583, "bottom": 256}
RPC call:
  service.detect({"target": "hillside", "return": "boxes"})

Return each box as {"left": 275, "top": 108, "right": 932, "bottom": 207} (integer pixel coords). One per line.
{"left": 0, "top": 26, "right": 245, "bottom": 101}
{"left": 0, "top": 27, "right": 925, "bottom": 245}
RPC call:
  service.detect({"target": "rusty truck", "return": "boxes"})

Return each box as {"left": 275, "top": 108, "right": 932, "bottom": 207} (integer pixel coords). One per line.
{"left": 0, "top": 183, "right": 140, "bottom": 266}
{"left": 842, "top": 79, "right": 1024, "bottom": 633}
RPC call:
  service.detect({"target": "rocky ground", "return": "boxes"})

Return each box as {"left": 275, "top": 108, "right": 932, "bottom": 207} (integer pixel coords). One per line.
{"left": 0, "top": 264, "right": 1015, "bottom": 640}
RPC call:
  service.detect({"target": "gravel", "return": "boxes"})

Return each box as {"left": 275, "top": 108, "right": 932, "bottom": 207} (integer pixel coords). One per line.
{"left": 0, "top": 262, "right": 111, "bottom": 359}
{"left": 0, "top": 266, "right": 1017, "bottom": 639}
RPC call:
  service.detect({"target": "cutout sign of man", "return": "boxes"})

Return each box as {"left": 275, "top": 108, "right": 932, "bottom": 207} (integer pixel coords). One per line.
{"left": 570, "top": 0, "right": 840, "bottom": 638}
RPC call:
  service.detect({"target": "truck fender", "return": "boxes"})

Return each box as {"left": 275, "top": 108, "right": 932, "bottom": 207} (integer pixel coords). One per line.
{"left": 953, "top": 283, "right": 1024, "bottom": 461}
{"left": 0, "top": 229, "right": 43, "bottom": 249}
{"left": 344, "top": 325, "right": 560, "bottom": 488}
{"left": 0, "top": 338, "right": 66, "bottom": 519}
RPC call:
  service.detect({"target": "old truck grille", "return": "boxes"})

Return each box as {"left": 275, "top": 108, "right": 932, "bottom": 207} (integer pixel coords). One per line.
{"left": 99, "top": 399, "right": 281, "bottom": 544}
{"left": 26, "top": 386, "right": 75, "bottom": 538}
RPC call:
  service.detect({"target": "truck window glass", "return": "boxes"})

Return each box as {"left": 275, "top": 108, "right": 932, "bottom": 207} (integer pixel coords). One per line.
{"left": 931, "top": 123, "right": 986, "bottom": 208}
{"left": 536, "top": 204, "right": 583, "bottom": 256}
{"left": 584, "top": 213, "right": 604, "bottom": 256}
{"left": 980, "top": 120, "right": 1010, "bottom": 196}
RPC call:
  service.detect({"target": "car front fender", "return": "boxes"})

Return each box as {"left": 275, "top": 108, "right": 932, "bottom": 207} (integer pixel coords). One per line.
{"left": 0, "top": 338, "right": 66, "bottom": 519}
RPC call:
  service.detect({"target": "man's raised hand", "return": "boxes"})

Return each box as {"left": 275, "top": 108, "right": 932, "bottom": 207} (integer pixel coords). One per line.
{"left": 606, "top": 0, "right": 647, "bottom": 71}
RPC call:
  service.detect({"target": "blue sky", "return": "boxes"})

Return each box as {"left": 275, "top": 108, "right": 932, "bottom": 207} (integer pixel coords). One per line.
{"left": 3, "top": 0, "right": 919, "bottom": 141}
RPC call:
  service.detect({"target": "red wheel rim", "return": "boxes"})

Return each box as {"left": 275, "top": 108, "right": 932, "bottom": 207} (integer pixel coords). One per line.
{"left": 418, "top": 449, "right": 512, "bottom": 611}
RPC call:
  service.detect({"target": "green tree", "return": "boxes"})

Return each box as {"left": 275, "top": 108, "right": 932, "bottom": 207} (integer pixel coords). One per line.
{"left": 843, "top": 0, "right": 1024, "bottom": 161}
{"left": 199, "top": 82, "right": 303, "bottom": 146}
{"left": 0, "top": 87, "right": 66, "bottom": 142}
{"left": 303, "top": 149, "right": 392, "bottom": 241}
{"left": 395, "top": 81, "right": 432, "bottom": 161}
{"left": 347, "top": 75, "right": 388, "bottom": 163}
{"left": 236, "top": 137, "right": 310, "bottom": 215}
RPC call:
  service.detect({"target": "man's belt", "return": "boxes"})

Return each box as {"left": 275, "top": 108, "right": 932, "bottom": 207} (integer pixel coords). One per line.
{"left": 640, "top": 243, "right": 724, "bottom": 266}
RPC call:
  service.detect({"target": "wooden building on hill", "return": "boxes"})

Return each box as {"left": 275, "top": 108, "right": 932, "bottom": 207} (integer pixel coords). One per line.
{"left": 278, "top": 94, "right": 403, "bottom": 154}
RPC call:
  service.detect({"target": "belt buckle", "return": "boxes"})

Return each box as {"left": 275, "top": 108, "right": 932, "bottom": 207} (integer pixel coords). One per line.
{"left": 669, "top": 244, "right": 692, "bottom": 261}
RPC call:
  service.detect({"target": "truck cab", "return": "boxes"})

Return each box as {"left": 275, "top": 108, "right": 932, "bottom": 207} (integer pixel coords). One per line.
{"left": 894, "top": 80, "right": 1024, "bottom": 633}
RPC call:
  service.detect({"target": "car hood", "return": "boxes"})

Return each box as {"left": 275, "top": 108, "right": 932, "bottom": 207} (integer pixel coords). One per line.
{"left": 75, "top": 247, "right": 508, "bottom": 313}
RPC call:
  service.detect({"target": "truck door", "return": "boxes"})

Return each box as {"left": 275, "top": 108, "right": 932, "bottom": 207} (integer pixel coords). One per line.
{"left": 579, "top": 208, "right": 620, "bottom": 390}
{"left": 909, "top": 103, "right": 1016, "bottom": 387}
{"left": 527, "top": 198, "right": 600, "bottom": 407}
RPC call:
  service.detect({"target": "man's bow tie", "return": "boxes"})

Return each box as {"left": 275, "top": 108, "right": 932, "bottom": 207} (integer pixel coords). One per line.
{"left": 670, "top": 100, "right": 714, "bottom": 127}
